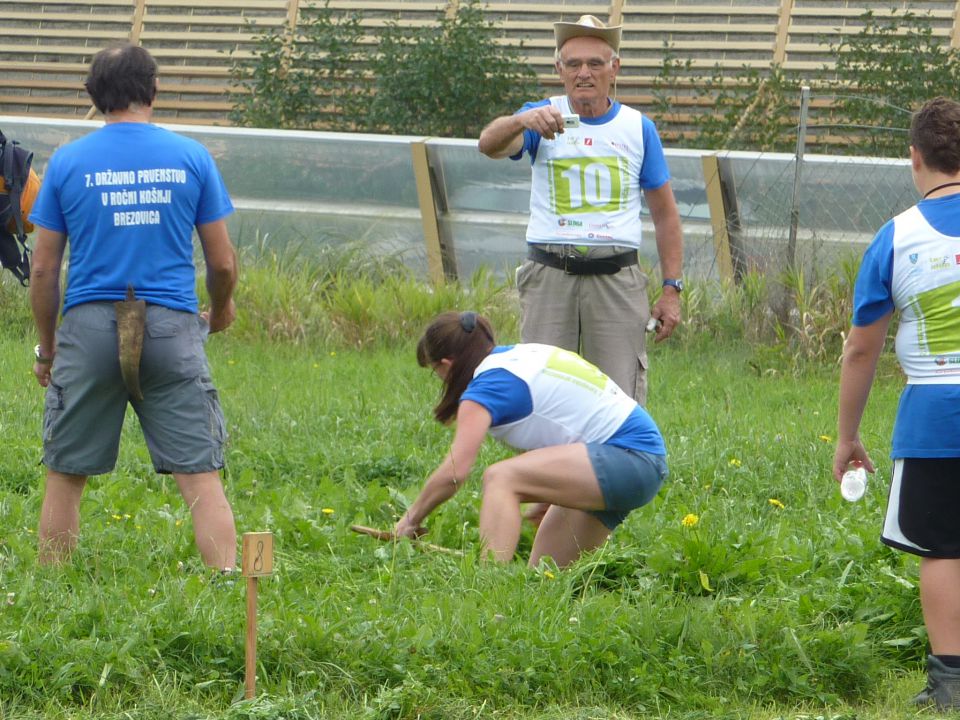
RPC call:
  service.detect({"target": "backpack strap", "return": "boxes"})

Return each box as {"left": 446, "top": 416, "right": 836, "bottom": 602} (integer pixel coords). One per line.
{"left": 1, "top": 132, "right": 33, "bottom": 244}
{"left": 0, "top": 131, "right": 33, "bottom": 286}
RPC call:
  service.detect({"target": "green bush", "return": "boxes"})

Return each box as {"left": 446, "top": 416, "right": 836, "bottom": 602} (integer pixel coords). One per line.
{"left": 652, "top": 9, "right": 960, "bottom": 155}
{"left": 229, "top": 1, "right": 369, "bottom": 130}
{"left": 230, "top": 0, "right": 539, "bottom": 137}
{"left": 363, "top": 0, "right": 539, "bottom": 138}
{"left": 828, "top": 9, "right": 960, "bottom": 157}
{"left": 653, "top": 51, "right": 796, "bottom": 153}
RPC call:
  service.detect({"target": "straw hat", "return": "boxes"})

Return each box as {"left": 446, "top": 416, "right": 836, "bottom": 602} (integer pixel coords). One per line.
{"left": 554, "top": 14, "right": 622, "bottom": 53}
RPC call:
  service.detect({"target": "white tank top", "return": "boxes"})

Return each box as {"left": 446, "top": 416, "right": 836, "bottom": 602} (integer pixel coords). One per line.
{"left": 474, "top": 344, "right": 636, "bottom": 450}
{"left": 526, "top": 96, "right": 647, "bottom": 248}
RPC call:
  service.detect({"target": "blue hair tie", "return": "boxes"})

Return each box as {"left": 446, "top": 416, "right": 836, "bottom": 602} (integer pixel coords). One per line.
{"left": 459, "top": 311, "right": 477, "bottom": 333}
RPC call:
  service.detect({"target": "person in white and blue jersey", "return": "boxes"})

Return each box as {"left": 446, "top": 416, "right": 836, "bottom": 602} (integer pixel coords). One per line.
{"left": 834, "top": 96, "right": 960, "bottom": 711}
{"left": 477, "top": 14, "right": 684, "bottom": 405}
{"left": 395, "top": 311, "right": 667, "bottom": 568}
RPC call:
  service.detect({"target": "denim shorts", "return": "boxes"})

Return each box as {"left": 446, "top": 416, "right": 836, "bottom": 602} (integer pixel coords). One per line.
{"left": 586, "top": 443, "right": 667, "bottom": 529}
{"left": 42, "top": 302, "right": 226, "bottom": 476}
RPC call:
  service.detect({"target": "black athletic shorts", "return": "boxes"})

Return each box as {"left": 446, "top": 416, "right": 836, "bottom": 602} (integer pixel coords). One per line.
{"left": 881, "top": 457, "right": 960, "bottom": 558}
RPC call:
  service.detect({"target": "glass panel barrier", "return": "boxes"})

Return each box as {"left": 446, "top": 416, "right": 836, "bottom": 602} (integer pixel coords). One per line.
{"left": 2, "top": 115, "right": 915, "bottom": 282}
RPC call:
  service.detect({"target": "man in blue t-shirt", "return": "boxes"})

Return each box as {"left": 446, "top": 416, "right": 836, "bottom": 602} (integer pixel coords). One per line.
{"left": 834, "top": 96, "right": 960, "bottom": 711}
{"left": 28, "top": 43, "right": 239, "bottom": 571}
{"left": 477, "top": 14, "right": 684, "bottom": 404}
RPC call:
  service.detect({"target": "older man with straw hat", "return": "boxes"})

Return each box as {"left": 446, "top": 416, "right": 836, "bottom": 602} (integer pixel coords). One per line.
{"left": 478, "top": 14, "right": 683, "bottom": 409}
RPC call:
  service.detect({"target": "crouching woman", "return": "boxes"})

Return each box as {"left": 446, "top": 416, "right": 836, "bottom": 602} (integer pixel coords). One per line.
{"left": 395, "top": 311, "right": 668, "bottom": 567}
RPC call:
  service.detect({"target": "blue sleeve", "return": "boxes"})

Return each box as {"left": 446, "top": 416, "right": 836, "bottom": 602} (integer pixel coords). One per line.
{"left": 510, "top": 99, "right": 551, "bottom": 163}
{"left": 194, "top": 149, "right": 234, "bottom": 225}
{"left": 852, "top": 221, "right": 895, "bottom": 326}
{"left": 27, "top": 151, "right": 67, "bottom": 233}
{"left": 638, "top": 117, "right": 670, "bottom": 190}
{"left": 460, "top": 368, "right": 533, "bottom": 426}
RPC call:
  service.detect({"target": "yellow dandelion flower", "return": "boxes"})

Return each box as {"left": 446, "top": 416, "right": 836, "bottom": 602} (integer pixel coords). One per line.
{"left": 768, "top": 498, "right": 785, "bottom": 509}
{"left": 543, "top": 570, "right": 556, "bottom": 580}
{"left": 728, "top": 458, "right": 742, "bottom": 468}
{"left": 330, "top": 351, "right": 336, "bottom": 357}
{"left": 123, "top": 514, "right": 131, "bottom": 519}
{"left": 313, "top": 363, "right": 320, "bottom": 368}
{"left": 112, "top": 514, "right": 122, "bottom": 521}
{"left": 228, "top": 359, "right": 236, "bottom": 366}
{"left": 322, "top": 508, "right": 334, "bottom": 515}
{"left": 682, "top": 513, "right": 699, "bottom": 528}
{"left": 175, "top": 519, "right": 183, "bottom": 527}
{"left": 819, "top": 434, "right": 831, "bottom": 442}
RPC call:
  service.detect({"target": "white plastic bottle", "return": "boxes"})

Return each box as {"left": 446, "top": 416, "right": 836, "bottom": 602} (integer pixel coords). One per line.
{"left": 840, "top": 466, "right": 868, "bottom": 502}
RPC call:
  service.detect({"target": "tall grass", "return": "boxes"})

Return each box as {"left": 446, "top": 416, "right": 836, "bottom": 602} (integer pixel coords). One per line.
{"left": 226, "top": 239, "right": 519, "bottom": 348}
{"left": 1, "top": 239, "right": 861, "bottom": 362}
{"left": 0, "top": 246, "right": 928, "bottom": 720}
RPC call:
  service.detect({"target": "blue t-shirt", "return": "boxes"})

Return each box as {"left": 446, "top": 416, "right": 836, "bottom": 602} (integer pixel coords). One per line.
{"left": 460, "top": 346, "right": 666, "bottom": 455}
{"left": 29, "top": 122, "right": 234, "bottom": 313}
{"left": 853, "top": 195, "right": 960, "bottom": 458}
{"left": 513, "top": 98, "right": 671, "bottom": 191}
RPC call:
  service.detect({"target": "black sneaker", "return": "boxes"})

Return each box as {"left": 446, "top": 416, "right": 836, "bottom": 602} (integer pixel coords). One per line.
{"left": 912, "top": 654, "right": 960, "bottom": 710}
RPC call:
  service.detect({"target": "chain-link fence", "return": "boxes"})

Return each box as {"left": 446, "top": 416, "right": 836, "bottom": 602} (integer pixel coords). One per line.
{"left": 693, "top": 87, "right": 917, "bottom": 287}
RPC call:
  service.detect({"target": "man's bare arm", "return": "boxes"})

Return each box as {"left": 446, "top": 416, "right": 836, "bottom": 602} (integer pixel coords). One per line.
{"left": 197, "top": 219, "right": 238, "bottom": 333}
{"left": 29, "top": 227, "right": 67, "bottom": 386}
{"left": 644, "top": 182, "right": 684, "bottom": 341}
{"left": 478, "top": 106, "right": 566, "bottom": 159}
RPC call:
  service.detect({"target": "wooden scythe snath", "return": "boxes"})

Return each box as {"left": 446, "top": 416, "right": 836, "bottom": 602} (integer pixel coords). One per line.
{"left": 350, "top": 524, "right": 463, "bottom": 557}
{"left": 115, "top": 284, "right": 146, "bottom": 401}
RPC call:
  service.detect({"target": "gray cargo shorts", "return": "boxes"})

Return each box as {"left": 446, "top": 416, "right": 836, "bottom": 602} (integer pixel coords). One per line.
{"left": 42, "top": 302, "right": 227, "bottom": 476}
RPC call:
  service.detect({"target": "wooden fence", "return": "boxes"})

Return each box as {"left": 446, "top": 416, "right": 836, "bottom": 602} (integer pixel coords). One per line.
{"left": 2, "top": 0, "right": 959, "bottom": 136}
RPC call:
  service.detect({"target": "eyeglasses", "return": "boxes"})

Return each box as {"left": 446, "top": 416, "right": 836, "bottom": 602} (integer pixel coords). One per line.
{"left": 559, "top": 59, "right": 612, "bottom": 73}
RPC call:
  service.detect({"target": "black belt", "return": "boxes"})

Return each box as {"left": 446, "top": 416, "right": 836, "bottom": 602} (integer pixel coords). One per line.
{"left": 527, "top": 246, "right": 639, "bottom": 275}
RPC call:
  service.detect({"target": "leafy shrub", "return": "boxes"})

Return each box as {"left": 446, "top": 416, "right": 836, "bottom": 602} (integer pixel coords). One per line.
{"left": 828, "top": 9, "right": 960, "bottom": 157}
{"left": 653, "top": 9, "right": 960, "bottom": 155}
{"left": 653, "top": 50, "right": 796, "bottom": 152}
{"left": 230, "top": 0, "right": 539, "bottom": 137}
{"left": 363, "top": 0, "right": 539, "bottom": 138}
{"left": 229, "top": 1, "right": 369, "bottom": 130}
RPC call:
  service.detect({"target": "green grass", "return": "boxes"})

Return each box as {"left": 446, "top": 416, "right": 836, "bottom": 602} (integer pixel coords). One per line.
{"left": 0, "top": 259, "right": 953, "bottom": 720}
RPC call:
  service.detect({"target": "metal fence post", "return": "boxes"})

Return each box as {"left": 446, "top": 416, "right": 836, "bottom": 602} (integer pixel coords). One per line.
{"left": 786, "top": 85, "right": 810, "bottom": 271}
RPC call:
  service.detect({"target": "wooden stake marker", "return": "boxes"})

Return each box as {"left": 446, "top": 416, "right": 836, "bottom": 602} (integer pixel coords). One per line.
{"left": 241, "top": 531, "right": 273, "bottom": 700}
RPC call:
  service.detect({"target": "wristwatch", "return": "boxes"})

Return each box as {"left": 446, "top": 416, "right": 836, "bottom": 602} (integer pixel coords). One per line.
{"left": 34, "top": 344, "right": 53, "bottom": 365}
{"left": 662, "top": 278, "right": 684, "bottom": 293}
